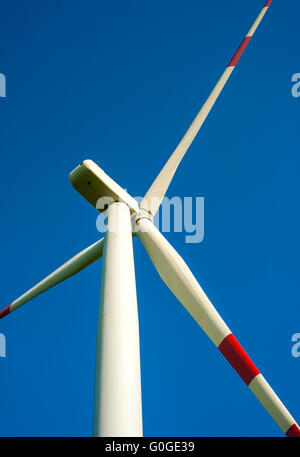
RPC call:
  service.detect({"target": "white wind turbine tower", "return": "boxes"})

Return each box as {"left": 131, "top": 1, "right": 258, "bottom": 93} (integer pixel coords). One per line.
{"left": 1, "top": 0, "right": 300, "bottom": 437}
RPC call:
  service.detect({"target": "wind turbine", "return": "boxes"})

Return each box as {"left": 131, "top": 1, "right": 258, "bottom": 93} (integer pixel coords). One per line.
{"left": 1, "top": 0, "right": 299, "bottom": 437}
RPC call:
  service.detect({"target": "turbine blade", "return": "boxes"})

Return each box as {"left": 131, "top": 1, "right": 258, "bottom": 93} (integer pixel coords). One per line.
{"left": 140, "top": 0, "right": 272, "bottom": 217}
{"left": 136, "top": 218, "right": 300, "bottom": 437}
{"left": 0, "top": 238, "right": 104, "bottom": 319}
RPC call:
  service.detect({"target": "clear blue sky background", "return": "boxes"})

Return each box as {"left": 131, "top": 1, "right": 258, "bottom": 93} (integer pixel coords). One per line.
{"left": 0, "top": 0, "right": 299, "bottom": 437}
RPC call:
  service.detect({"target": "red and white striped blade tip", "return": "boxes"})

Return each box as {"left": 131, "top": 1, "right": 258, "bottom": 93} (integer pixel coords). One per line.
{"left": 218, "top": 333, "right": 300, "bottom": 437}
{"left": 286, "top": 423, "right": 300, "bottom": 437}
{"left": 0, "top": 305, "right": 11, "bottom": 319}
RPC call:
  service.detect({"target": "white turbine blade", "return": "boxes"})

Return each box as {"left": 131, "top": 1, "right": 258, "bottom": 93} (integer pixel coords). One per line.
{"left": 136, "top": 218, "right": 300, "bottom": 437}
{"left": 0, "top": 238, "right": 104, "bottom": 319}
{"left": 140, "top": 1, "right": 272, "bottom": 217}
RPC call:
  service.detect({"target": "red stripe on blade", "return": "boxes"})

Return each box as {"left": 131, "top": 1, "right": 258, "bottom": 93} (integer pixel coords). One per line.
{"left": 265, "top": 0, "right": 272, "bottom": 6}
{"left": 0, "top": 305, "right": 11, "bottom": 319}
{"left": 228, "top": 36, "right": 251, "bottom": 67}
{"left": 218, "top": 333, "right": 260, "bottom": 385}
{"left": 285, "top": 424, "right": 300, "bottom": 437}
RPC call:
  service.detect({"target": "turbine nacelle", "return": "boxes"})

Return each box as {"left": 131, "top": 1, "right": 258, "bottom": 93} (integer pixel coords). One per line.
{"left": 69, "top": 159, "right": 139, "bottom": 216}
{"left": 70, "top": 159, "right": 154, "bottom": 228}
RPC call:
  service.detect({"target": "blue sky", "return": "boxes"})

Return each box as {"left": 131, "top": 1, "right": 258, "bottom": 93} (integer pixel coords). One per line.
{"left": 0, "top": 0, "right": 300, "bottom": 437}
